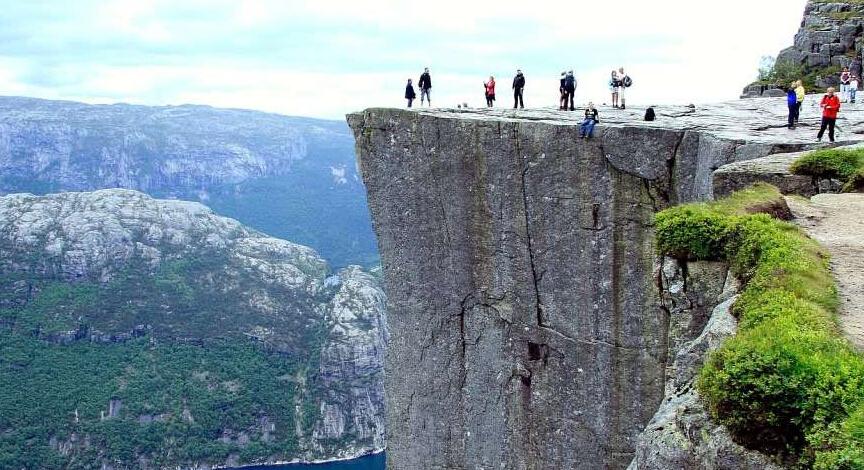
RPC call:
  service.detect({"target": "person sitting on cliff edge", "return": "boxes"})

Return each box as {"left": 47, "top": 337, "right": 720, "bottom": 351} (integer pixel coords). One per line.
{"left": 579, "top": 102, "right": 600, "bottom": 139}
{"left": 817, "top": 87, "right": 841, "bottom": 143}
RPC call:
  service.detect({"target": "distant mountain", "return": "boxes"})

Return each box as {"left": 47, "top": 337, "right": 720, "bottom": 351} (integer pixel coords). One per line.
{"left": 0, "top": 96, "right": 377, "bottom": 268}
{"left": 0, "top": 190, "right": 386, "bottom": 469}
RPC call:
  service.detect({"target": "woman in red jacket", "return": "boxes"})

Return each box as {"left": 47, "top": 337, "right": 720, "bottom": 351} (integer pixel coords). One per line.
{"left": 818, "top": 87, "right": 841, "bottom": 143}
{"left": 484, "top": 76, "right": 496, "bottom": 108}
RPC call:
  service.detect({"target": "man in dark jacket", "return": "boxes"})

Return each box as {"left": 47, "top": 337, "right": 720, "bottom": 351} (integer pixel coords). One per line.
{"left": 513, "top": 69, "right": 525, "bottom": 109}
{"left": 563, "top": 70, "right": 576, "bottom": 111}
{"left": 419, "top": 68, "right": 432, "bottom": 106}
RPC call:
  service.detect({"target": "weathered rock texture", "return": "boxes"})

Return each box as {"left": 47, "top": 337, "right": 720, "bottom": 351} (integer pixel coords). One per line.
{"left": 347, "top": 100, "right": 864, "bottom": 469}
{"left": 629, "top": 260, "right": 781, "bottom": 470}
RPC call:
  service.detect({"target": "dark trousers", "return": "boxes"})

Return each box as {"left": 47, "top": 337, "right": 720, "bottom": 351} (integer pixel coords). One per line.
{"left": 514, "top": 88, "right": 524, "bottom": 108}
{"left": 565, "top": 90, "right": 575, "bottom": 110}
{"left": 788, "top": 104, "right": 798, "bottom": 128}
{"left": 407, "top": 98, "right": 413, "bottom": 108}
{"left": 796, "top": 101, "right": 802, "bottom": 122}
{"left": 818, "top": 117, "right": 836, "bottom": 141}
{"left": 486, "top": 95, "right": 494, "bottom": 107}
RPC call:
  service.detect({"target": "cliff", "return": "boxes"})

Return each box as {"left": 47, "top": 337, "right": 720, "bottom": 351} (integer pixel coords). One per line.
{"left": 0, "top": 189, "right": 385, "bottom": 468}
{"left": 0, "top": 96, "right": 377, "bottom": 267}
{"left": 347, "top": 101, "right": 864, "bottom": 469}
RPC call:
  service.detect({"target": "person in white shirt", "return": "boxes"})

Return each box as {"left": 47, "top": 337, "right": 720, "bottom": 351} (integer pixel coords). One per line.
{"left": 618, "top": 67, "right": 630, "bottom": 110}
{"left": 851, "top": 75, "right": 860, "bottom": 104}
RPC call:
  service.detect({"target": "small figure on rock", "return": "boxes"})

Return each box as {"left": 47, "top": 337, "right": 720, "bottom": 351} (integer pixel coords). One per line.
{"left": 850, "top": 75, "right": 859, "bottom": 104}
{"left": 579, "top": 102, "right": 599, "bottom": 139}
{"left": 563, "top": 70, "right": 577, "bottom": 111}
{"left": 817, "top": 87, "right": 841, "bottom": 143}
{"left": 618, "top": 67, "right": 632, "bottom": 110}
{"left": 559, "top": 72, "right": 567, "bottom": 110}
{"left": 644, "top": 107, "right": 656, "bottom": 121}
{"left": 513, "top": 69, "right": 526, "bottom": 109}
{"left": 484, "top": 76, "right": 496, "bottom": 108}
{"left": 840, "top": 67, "right": 851, "bottom": 103}
{"left": 405, "top": 79, "right": 416, "bottom": 108}
{"left": 794, "top": 80, "right": 806, "bottom": 123}
{"left": 419, "top": 67, "right": 432, "bottom": 106}
{"left": 786, "top": 84, "right": 799, "bottom": 130}
{"left": 609, "top": 70, "right": 620, "bottom": 108}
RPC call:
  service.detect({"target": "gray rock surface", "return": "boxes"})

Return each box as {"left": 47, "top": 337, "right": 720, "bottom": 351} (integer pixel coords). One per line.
{"left": 347, "top": 100, "right": 852, "bottom": 469}
{"left": 0, "top": 189, "right": 386, "bottom": 461}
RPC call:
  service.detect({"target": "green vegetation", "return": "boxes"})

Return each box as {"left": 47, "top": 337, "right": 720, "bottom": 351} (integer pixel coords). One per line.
{"left": 0, "top": 333, "right": 309, "bottom": 469}
{"left": 655, "top": 183, "right": 864, "bottom": 468}
{"left": 755, "top": 56, "right": 839, "bottom": 93}
{"left": 791, "top": 148, "right": 864, "bottom": 193}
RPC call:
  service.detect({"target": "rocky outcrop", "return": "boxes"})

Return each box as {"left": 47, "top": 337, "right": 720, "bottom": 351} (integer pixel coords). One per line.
{"left": 778, "top": 1, "right": 864, "bottom": 86}
{"left": 629, "top": 260, "right": 782, "bottom": 470}
{"left": 347, "top": 101, "right": 864, "bottom": 469}
{"left": 0, "top": 95, "right": 376, "bottom": 267}
{"left": 0, "top": 189, "right": 386, "bottom": 466}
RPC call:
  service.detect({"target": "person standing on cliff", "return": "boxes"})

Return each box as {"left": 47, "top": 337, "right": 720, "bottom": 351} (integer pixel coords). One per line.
{"left": 513, "top": 69, "right": 526, "bottom": 109}
{"left": 618, "top": 67, "right": 632, "bottom": 110}
{"left": 405, "top": 79, "right": 417, "bottom": 108}
{"left": 840, "top": 67, "right": 851, "bottom": 103}
{"left": 817, "top": 87, "right": 841, "bottom": 143}
{"left": 786, "top": 85, "right": 799, "bottom": 130}
{"left": 851, "top": 75, "right": 859, "bottom": 104}
{"left": 609, "top": 70, "right": 620, "bottom": 108}
{"left": 419, "top": 68, "right": 432, "bottom": 106}
{"left": 484, "top": 76, "right": 496, "bottom": 108}
{"left": 563, "top": 71, "right": 577, "bottom": 111}
{"left": 795, "top": 80, "right": 806, "bottom": 123}
{"left": 559, "top": 72, "right": 567, "bottom": 110}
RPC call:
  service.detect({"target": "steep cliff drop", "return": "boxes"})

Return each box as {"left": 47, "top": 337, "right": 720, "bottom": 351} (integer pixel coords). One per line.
{"left": 348, "top": 101, "right": 864, "bottom": 469}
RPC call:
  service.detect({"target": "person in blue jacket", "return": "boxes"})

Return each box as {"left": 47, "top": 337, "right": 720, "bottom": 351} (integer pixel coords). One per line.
{"left": 787, "top": 84, "right": 798, "bottom": 129}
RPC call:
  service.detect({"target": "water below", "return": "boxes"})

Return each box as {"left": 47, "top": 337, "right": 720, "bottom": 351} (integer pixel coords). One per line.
{"left": 230, "top": 452, "right": 385, "bottom": 470}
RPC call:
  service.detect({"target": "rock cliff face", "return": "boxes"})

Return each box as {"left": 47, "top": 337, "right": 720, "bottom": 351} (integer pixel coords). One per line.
{"left": 0, "top": 96, "right": 377, "bottom": 267}
{"left": 0, "top": 189, "right": 385, "bottom": 468}
{"left": 347, "top": 101, "right": 863, "bottom": 469}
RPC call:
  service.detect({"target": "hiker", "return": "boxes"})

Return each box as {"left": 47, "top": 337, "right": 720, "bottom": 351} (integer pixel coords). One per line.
{"left": 645, "top": 107, "right": 656, "bottom": 121}
{"left": 786, "top": 84, "right": 798, "bottom": 129}
{"left": 559, "top": 72, "right": 567, "bottom": 110}
{"left": 840, "top": 67, "right": 851, "bottom": 103}
{"left": 609, "top": 70, "right": 620, "bottom": 108}
{"left": 795, "top": 80, "right": 806, "bottom": 123}
{"left": 579, "top": 102, "right": 600, "bottom": 139}
{"left": 563, "top": 70, "right": 576, "bottom": 111}
{"left": 851, "top": 75, "right": 859, "bottom": 104}
{"left": 405, "top": 79, "right": 416, "bottom": 108}
{"left": 817, "top": 87, "right": 841, "bottom": 143}
{"left": 484, "top": 76, "right": 496, "bottom": 107}
{"left": 618, "top": 67, "right": 632, "bottom": 110}
{"left": 513, "top": 69, "right": 526, "bottom": 109}
{"left": 419, "top": 67, "right": 432, "bottom": 106}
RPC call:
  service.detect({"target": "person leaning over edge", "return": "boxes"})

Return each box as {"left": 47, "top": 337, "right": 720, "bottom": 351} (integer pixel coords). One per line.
{"left": 419, "top": 67, "right": 432, "bottom": 106}
{"left": 817, "top": 87, "right": 841, "bottom": 143}
{"left": 513, "top": 69, "right": 526, "bottom": 109}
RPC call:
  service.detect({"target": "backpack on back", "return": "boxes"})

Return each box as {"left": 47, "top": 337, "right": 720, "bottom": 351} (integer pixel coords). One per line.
{"left": 622, "top": 75, "right": 633, "bottom": 88}
{"left": 565, "top": 74, "right": 575, "bottom": 89}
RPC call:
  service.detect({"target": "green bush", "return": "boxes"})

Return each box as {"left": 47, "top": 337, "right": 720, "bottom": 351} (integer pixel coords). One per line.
{"left": 655, "top": 183, "right": 864, "bottom": 467}
{"left": 791, "top": 148, "right": 864, "bottom": 193}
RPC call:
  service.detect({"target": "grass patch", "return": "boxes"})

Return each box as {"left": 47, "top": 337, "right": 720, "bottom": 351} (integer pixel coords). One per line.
{"left": 791, "top": 148, "right": 864, "bottom": 193}
{"left": 655, "top": 183, "right": 864, "bottom": 467}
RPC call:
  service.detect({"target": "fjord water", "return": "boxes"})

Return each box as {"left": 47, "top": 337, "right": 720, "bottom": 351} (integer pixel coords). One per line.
{"left": 231, "top": 453, "right": 385, "bottom": 470}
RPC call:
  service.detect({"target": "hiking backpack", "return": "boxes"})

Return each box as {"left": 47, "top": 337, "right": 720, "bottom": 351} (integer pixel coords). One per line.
{"left": 565, "top": 74, "right": 575, "bottom": 89}
{"left": 622, "top": 75, "right": 633, "bottom": 88}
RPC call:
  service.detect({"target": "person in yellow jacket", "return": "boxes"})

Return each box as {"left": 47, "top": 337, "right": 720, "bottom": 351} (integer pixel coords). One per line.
{"left": 794, "top": 80, "right": 806, "bottom": 124}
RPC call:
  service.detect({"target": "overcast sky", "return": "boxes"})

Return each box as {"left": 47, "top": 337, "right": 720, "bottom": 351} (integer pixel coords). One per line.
{"left": 0, "top": 0, "right": 808, "bottom": 120}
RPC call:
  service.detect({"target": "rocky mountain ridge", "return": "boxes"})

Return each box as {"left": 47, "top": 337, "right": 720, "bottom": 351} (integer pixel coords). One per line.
{"left": 0, "top": 189, "right": 385, "bottom": 469}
